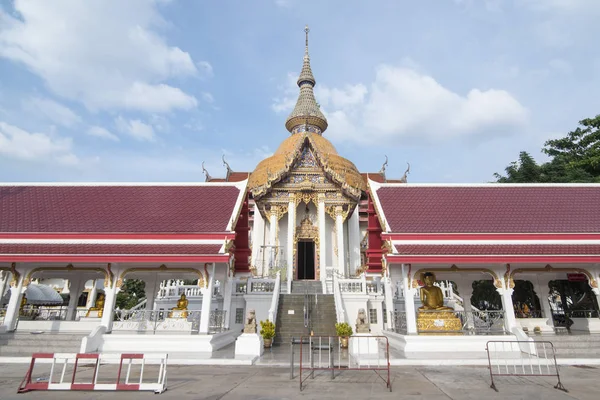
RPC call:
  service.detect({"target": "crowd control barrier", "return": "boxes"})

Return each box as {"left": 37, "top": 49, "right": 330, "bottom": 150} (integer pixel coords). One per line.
{"left": 17, "top": 352, "right": 168, "bottom": 394}
{"left": 486, "top": 340, "right": 566, "bottom": 392}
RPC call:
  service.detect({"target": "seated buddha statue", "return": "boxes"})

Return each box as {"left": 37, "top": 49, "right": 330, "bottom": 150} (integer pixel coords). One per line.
{"left": 418, "top": 273, "right": 453, "bottom": 311}
{"left": 169, "top": 293, "right": 188, "bottom": 318}
{"left": 86, "top": 293, "right": 105, "bottom": 318}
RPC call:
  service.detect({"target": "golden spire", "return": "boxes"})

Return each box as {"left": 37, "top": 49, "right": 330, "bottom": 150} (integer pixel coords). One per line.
{"left": 285, "top": 25, "right": 328, "bottom": 134}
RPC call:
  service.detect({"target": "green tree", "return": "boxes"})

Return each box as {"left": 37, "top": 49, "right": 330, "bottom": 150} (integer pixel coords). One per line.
{"left": 495, "top": 115, "right": 600, "bottom": 183}
{"left": 115, "top": 279, "right": 146, "bottom": 310}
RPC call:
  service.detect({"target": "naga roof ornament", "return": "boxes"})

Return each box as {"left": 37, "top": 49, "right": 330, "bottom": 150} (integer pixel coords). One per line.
{"left": 284, "top": 25, "right": 328, "bottom": 134}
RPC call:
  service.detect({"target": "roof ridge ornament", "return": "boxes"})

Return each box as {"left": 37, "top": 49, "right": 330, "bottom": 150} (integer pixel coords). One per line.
{"left": 222, "top": 155, "right": 232, "bottom": 181}
{"left": 285, "top": 25, "right": 328, "bottom": 135}
{"left": 202, "top": 161, "right": 212, "bottom": 182}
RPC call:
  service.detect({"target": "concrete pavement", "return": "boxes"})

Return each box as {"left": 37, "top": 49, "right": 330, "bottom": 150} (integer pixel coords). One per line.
{"left": 0, "top": 364, "right": 597, "bottom": 399}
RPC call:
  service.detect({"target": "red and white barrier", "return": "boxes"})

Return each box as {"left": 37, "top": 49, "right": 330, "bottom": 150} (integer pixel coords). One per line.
{"left": 17, "top": 352, "right": 168, "bottom": 394}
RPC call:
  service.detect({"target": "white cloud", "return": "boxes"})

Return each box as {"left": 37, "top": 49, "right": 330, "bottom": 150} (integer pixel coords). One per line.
{"left": 274, "top": 64, "right": 528, "bottom": 144}
{"left": 23, "top": 97, "right": 81, "bottom": 127}
{"left": 201, "top": 92, "right": 215, "bottom": 103}
{"left": 87, "top": 126, "right": 119, "bottom": 141}
{"left": 0, "top": 121, "right": 77, "bottom": 163}
{"left": 272, "top": 73, "right": 299, "bottom": 113}
{"left": 197, "top": 61, "right": 214, "bottom": 78}
{"left": 275, "top": 0, "right": 293, "bottom": 7}
{"left": 0, "top": 0, "right": 198, "bottom": 113}
{"left": 115, "top": 117, "right": 156, "bottom": 142}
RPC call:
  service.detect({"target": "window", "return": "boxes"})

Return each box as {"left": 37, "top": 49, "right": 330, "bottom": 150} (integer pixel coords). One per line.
{"left": 369, "top": 309, "right": 378, "bottom": 324}
{"left": 382, "top": 305, "right": 387, "bottom": 324}
{"left": 235, "top": 308, "right": 244, "bottom": 324}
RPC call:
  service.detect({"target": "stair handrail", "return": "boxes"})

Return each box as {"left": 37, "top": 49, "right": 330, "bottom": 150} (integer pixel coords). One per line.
{"left": 267, "top": 271, "right": 281, "bottom": 324}
{"left": 333, "top": 273, "right": 346, "bottom": 323}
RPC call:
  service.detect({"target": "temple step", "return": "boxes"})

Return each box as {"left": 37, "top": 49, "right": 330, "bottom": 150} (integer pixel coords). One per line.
{"left": 274, "top": 293, "right": 336, "bottom": 345}
{"left": 0, "top": 332, "right": 86, "bottom": 357}
{"left": 290, "top": 281, "right": 323, "bottom": 294}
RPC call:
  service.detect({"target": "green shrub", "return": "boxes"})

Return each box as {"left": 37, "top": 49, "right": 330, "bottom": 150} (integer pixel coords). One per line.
{"left": 259, "top": 320, "right": 276, "bottom": 339}
{"left": 335, "top": 322, "right": 353, "bottom": 337}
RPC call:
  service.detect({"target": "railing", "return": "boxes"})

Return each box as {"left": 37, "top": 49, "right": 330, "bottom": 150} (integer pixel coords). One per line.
{"left": 112, "top": 310, "right": 201, "bottom": 334}
{"left": 366, "top": 281, "right": 383, "bottom": 294}
{"left": 268, "top": 271, "right": 281, "bottom": 324}
{"left": 248, "top": 279, "right": 276, "bottom": 293}
{"left": 389, "top": 311, "right": 407, "bottom": 334}
{"left": 395, "top": 280, "right": 454, "bottom": 300}
{"left": 515, "top": 309, "right": 543, "bottom": 319}
{"left": 235, "top": 281, "right": 247, "bottom": 294}
{"left": 333, "top": 275, "right": 345, "bottom": 323}
{"left": 19, "top": 307, "right": 68, "bottom": 321}
{"left": 339, "top": 280, "right": 364, "bottom": 293}
{"left": 157, "top": 280, "right": 221, "bottom": 299}
{"left": 564, "top": 309, "right": 600, "bottom": 318}
{"left": 388, "top": 310, "right": 506, "bottom": 335}
{"left": 209, "top": 310, "right": 227, "bottom": 333}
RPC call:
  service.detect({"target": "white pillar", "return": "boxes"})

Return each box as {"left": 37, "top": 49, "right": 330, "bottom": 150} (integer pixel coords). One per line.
{"left": 86, "top": 280, "right": 98, "bottom": 309}
{"left": 287, "top": 195, "right": 296, "bottom": 291}
{"left": 0, "top": 271, "right": 9, "bottom": 300}
{"left": 199, "top": 263, "right": 216, "bottom": 334}
{"left": 533, "top": 276, "right": 554, "bottom": 328}
{"left": 335, "top": 206, "right": 345, "bottom": 276}
{"left": 222, "top": 269, "right": 234, "bottom": 329}
{"left": 383, "top": 277, "right": 395, "bottom": 330}
{"left": 401, "top": 264, "right": 417, "bottom": 334}
{"left": 460, "top": 281, "right": 475, "bottom": 330}
{"left": 66, "top": 276, "right": 84, "bottom": 321}
{"left": 250, "top": 203, "right": 265, "bottom": 273}
{"left": 2, "top": 271, "right": 25, "bottom": 332}
{"left": 318, "top": 195, "right": 326, "bottom": 281}
{"left": 144, "top": 276, "right": 158, "bottom": 311}
{"left": 497, "top": 287, "right": 518, "bottom": 333}
{"left": 267, "top": 207, "right": 278, "bottom": 277}
{"left": 101, "top": 277, "right": 120, "bottom": 332}
{"left": 348, "top": 208, "right": 360, "bottom": 276}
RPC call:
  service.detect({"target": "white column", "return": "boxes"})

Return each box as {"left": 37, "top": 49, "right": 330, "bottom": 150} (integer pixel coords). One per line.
{"left": 0, "top": 271, "right": 9, "bottom": 300}
{"left": 348, "top": 208, "right": 360, "bottom": 275}
{"left": 287, "top": 195, "right": 295, "bottom": 291}
{"left": 460, "top": 281, "right": 475, "bottom": 330}
{"left": 66, "top": 276, "right": 84, "bottom": 321}
{"left": 101, "top": 277, "right": 120, "bottom": 332}
{"left": 497, "top": 287, "right": 518, "bottom": 333}
{"left": 335, "top": 207, "right": 345, "bottom": 276}
{"left": 401, "top": 264, "right": 417, "bottom": 334}
{"left": 2, "top": 270, "right": 25, "bottom": 332}
{"left": 199, "top": 263, "right": 216, "bottom": 334}
{"left": 267, "top": 207, "right": 278, "bottom": 277}
{"left": 222, "top": 268, "right": 234, "bottom": 329}
{"left": 533, "top": 276, "right": 554, "bottom": 328}
{"left": 86, "top": 279, "right": 98, "bottom": 309}
{"left": 318, "top": 195, "right": 326, "bottom": 281}
{"left": 250, "top": 203, "right": 265, "bottom": 273}
{"left": 383, "top": 277, "right": 395, "bottom": 330}
{"left": 144, "top": 275, "right": 158, "bottom": 311}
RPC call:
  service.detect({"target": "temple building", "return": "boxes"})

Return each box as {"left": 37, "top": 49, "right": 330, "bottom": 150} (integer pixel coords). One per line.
{"left": 1, "top": 27, "right": 599, "bottom": 358}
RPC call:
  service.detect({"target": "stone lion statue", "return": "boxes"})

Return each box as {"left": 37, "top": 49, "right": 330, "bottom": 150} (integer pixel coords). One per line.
{"left": 243, "top": 309, "right": 257, "bottom": 334}
{"left": 355, "top": 308, "right": 370, "bottom": 333}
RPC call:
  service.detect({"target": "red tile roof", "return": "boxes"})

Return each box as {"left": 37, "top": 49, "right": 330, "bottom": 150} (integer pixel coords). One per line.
{"left": 395, "top": 244, "right": 600, "bottom": 255}
{"left": 0, "top": 185, "right": 241, "bottom": 234}
{"left": 375, "top": 185, "right": 600, "bottom": 234}
{"left": 0, "top": 244, "right": 223, "bottom": 255}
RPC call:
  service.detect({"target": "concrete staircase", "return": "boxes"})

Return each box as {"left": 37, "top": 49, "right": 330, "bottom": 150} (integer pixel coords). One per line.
{"left": 0, "top": 332, "right": 85, "bottom": 357}
{"left": 274, "top": 292, "right": 337, "bottom": 345}
{"left": 291, "top": 281, "right": 323, "bottom": 294}
{"left": 530, "top": 334, "right": 600, "bottom": 358}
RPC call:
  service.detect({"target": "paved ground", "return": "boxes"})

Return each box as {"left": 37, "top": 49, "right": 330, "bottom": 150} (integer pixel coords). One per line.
{"left": 0, "top": 363, "right": 598, "bottom": 400}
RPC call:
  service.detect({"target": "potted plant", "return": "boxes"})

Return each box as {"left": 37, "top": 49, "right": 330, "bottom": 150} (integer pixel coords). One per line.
{"left": 335, "top": 322, "right": 353, "bottom": 348}
{"left": 260, "top": 320, "right": 276, "bottom": 348}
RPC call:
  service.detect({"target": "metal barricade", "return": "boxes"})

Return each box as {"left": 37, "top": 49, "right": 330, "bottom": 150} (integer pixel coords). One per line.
{"left": 298, "top": 335, "right": 391, "bottom": 392}
{"left": 486, "top": 340, "right": 567, "bottom": 392}
{"left": 17, "top": 352, "right": 168, "bottom": 394}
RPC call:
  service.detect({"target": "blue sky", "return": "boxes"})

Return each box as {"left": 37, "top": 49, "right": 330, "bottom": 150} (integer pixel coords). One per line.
{"left": 0, "top": 0, "right": 598, "bottom": 183}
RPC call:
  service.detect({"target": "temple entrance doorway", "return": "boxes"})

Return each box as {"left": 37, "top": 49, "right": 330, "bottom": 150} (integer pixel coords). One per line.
{"left": 297, "top": 240, "right": 315, "bottom": 280}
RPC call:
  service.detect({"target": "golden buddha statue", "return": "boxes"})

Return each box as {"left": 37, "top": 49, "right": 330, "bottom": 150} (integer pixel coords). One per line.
{"left": 86, "top": 293, "right": 105, "bottom": 318}
{"left": 169, "top": 293, "right": 188, "bottom": 318}
{"left": 416, "top": 272, "right": 461, "bottom": 333}
{"left": 419, "top": 273, "right": 453, "bottom": 311}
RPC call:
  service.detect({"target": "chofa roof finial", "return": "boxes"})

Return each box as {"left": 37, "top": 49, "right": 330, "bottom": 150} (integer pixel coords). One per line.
{"left": 222, "top": 154, "right": 232, "bottom": 181}
{"left": 202, "top": 161, "right": 212, "bottom": 182}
